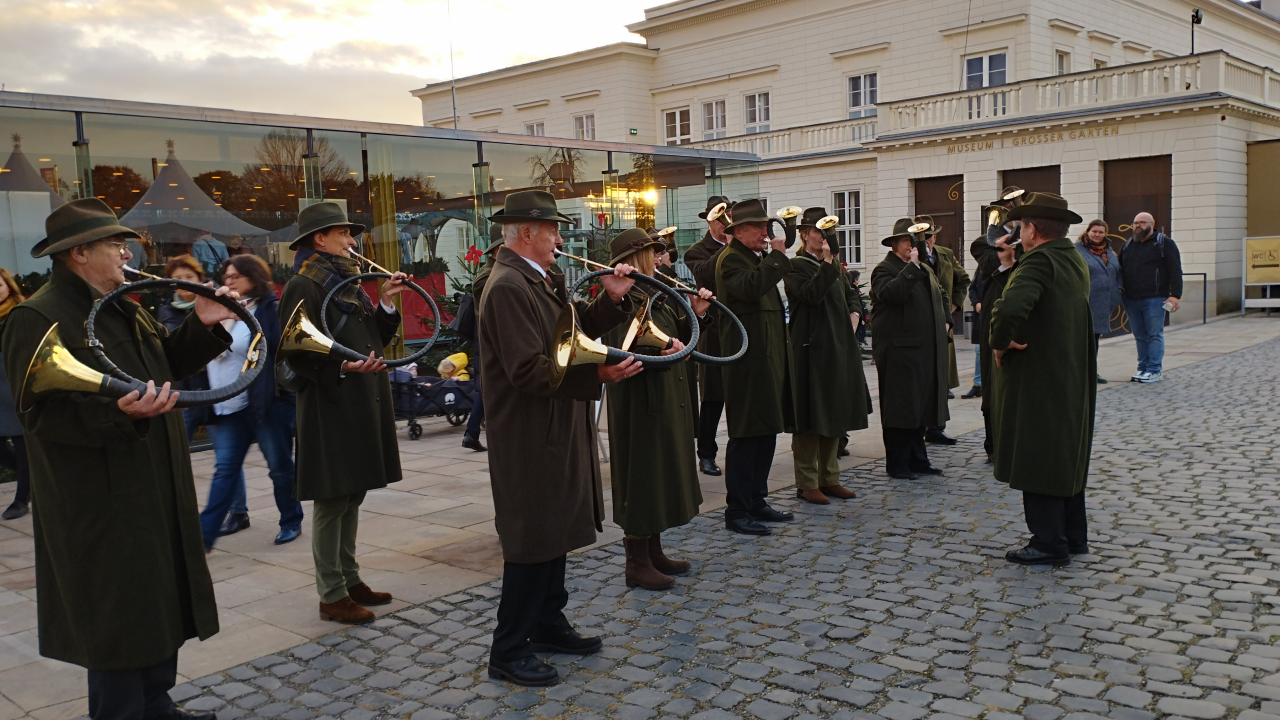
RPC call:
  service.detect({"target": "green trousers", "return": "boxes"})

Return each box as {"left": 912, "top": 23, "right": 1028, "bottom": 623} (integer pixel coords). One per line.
{"left": 311, "top": 491, "right": 366, "bottom": 603}
{"left": 792, "top": 432, "right": 841, "bottom": 490}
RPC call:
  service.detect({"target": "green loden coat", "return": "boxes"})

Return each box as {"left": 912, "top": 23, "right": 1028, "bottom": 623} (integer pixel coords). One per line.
{"left": 480, "top": 246, "right": 632, "bottom": 564}
{"left": 988, "top": 237, "right": 1096, "bottom": 497}
{"left": 784, "top": 251, "right": 868, "bottom": 437}
{"left": 869, "top": 252, "right": 950, "bottom": 430}
{"left": 715, "top": 239, "right": 795, "bottom": 438}
{"left": 603, "top": 289, "right": 704, "bottom": 536}
{"left": 279, "top": 274, "right": 402, "bottom": 501}
{"left": 1, "top": 261, "right": 230, "bottom": 671}
{"left": 927, "top": 245, "right": 970, "bottom": 389}
{"left": 683, "top": 233, "right": 728, "bottom": 403}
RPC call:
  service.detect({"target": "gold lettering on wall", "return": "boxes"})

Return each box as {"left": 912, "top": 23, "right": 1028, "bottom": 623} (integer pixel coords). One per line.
{"left": 942, "top": 125, "right": 1122, "bottom": 153}
{"left": 946, "top": 140, "right": 996, "bottom": 154}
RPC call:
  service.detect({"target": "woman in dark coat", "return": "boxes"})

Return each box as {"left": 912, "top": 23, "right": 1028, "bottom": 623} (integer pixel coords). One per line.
{"left": 0, "top": 269, "right": 28, "bottom": 520}
{"left": 1075, "top": 219, "right": 1123, "bottom": 384}
{"left": 869, "top": 219, "right": 949, "bottom": 479}
{"left": 601, "top": 229, "right": 711, "bottom": 590}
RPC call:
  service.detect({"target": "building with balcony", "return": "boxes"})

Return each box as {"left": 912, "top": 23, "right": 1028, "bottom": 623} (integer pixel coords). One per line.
{"left": 413, "top": 0, "right": 1280, "bottom": 319}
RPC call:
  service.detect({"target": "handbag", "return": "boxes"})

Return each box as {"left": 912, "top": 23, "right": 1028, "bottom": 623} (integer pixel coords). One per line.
{"left": 449, "top": 294, "right": 477, "bottom": 342}
{"left": 276, "top": 311, "right": 347, "bottom": 393}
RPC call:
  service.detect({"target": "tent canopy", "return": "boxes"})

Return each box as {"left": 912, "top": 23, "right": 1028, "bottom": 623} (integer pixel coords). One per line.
{"left": 0, "top": 134, "right": 66, "bottom": 208}
{"left": 119, "top": 141, "right": 267, "bottom": 239}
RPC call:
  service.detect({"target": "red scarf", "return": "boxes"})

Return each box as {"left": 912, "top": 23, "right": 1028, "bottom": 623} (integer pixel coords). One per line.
{"left": 1084, "top": 235, "right": 1110, "bottom": 264}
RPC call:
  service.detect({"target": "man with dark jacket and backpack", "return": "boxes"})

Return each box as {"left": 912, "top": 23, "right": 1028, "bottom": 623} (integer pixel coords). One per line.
{"left": 1120, "top": 212, "right": 1182, "bottom": 384}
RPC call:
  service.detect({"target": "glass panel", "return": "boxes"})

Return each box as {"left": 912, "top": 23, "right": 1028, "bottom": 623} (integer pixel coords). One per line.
{"left": 0, "top": 107, "right": 79, "bottom": 278}
{"left": 966, "top": 57, "right": 985, "bottom": 90}
{"left": 868, "top": 74, "right": 878, "bottom": 105}
{"left": 989, "top": 53, "right": 1007, "bottom": 86}
{"left": 745, "top": 95, "right": 757, "bottom": 125}
{"left": 759, "top": 93, "right": 771, "bottom": 122}
{"left": 850, "top": 76, "right": 863, "bottom": 108}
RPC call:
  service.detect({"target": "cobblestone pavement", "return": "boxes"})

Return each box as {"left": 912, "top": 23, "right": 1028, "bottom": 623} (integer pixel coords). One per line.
{"left": 171, "top": 339, "right": 1280, "bottom": 720}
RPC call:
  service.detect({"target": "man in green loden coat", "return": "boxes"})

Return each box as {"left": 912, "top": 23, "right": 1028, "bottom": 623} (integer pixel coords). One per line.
{"left": 783, "top": 207, "right": 867, "bottom": 505}
{"left": 602, "top": 229, "right": 711, "bottom": 590}
{"left": 479, "top": 191, "right": 639, "bottom": 687}
{"left": 683, "top": 195, "right": 732, "bottom": 476}
{"left": 280, "top": 202, "right": 407, "bottom": 625}
{"left": 916, "top": 216, "right": 970, "bottom": 446}
{"left": 715, "top": 199, "right": 796, "bottom": 536}
{"left": 988, "top": 193, "right": 1096, "bottom": 566}
{"left": 870, "top": 219, "right": 950, "bottom": 479}
{"left": 2, "top": 199, "right": 236, "bottom": 720}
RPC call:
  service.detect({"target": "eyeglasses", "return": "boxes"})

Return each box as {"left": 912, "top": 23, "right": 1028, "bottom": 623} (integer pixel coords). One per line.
{"left": 102, "top": 239, "right": 128, "bottom": 257}
{"left": 222, "top": 272, "right": 244, "bottom": 281}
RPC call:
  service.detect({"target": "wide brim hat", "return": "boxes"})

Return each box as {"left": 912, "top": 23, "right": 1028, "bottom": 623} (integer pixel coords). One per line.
{"left": 722, "top": 199, "right": 770, "bottom": 234}
{"left": 609, "top": 227, "right": 666, "bottom": 266}
{"left": 31, "top": 198, "right": 141, "bottom": 258}
{"left": 291, "top": 201, "right": 365, "bottom": 250}
{"left": 488, "top": 189, "right": 575, "bottom": 225}
{"left": 698, "top": 195, "right": 731, "bottom": 219}
{"left": 992, "top": 186, "right": 1026, "bottom": 206}
{"left": 482, "top": 241, "right": 504, "bottom": 257}
{"left": 881, "top": 217, "right": 918, "bottom": 247}
{"left": 798, "top": 206, "right": 829, "bottom": 230}
{"left": 914, "top": 214, "right": 940, "bottom": 237}
{"left": 1005, "top": 192, "right": 1083, "bottom": 224}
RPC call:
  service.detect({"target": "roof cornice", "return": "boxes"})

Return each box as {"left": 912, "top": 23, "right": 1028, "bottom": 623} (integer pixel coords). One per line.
{"left": 411, "top": 43, "right": 656, "bottom": 98}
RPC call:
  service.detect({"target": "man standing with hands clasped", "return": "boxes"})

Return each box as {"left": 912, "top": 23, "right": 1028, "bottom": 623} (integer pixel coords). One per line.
{"left": 988, "top": 193, "right": 1096, "bottom": 566}
{"left": 1119, "top": 212, "right": 1182, "bottom": 384}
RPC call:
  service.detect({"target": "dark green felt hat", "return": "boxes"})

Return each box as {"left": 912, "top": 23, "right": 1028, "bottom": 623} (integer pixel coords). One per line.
{"left": 31, "top": 198, "right": 141, "bottom": 258}
{"left": 488, "top": 190, "right": 575, "bottom": 225}
{"left": 291, "top": 201, "right": 365, "bottom": 250}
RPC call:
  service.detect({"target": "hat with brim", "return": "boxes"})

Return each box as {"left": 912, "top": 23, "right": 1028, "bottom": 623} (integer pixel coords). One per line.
{"left": 914, "top": 214, "right": 940, "bottom": 237}
{"left": 992, "top": 186, "right": 1026, "bottom": 206}
{"left": 609, "top": 227, "right": 666, "bottom": 266}
{"left": 1005, "top": 192, "right": 1082, "bottom": 225}
{"left": 722, "top": 199, "right": 770, "bottom": 235}
{"left": 698, "top": 195, "right": 731, "bottom": 220}
{"left": 31, "top": 198, "right": 141, "bottom": 258}
{"left": 881, "top": 217, "right": 919, "bottom": 247}
{"left": 290, "top": 201, "right": 365, "bottom": 250}
{"left": 488, "top": 190, "right": 575, "bottom": 225}
{"left": 797, "top": 206, "right": 829, "bottom": 231}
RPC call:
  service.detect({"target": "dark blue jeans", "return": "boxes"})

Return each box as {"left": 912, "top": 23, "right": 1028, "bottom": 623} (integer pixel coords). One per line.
{"left": 465, "top": 387, "right": 485, "bottom": 439}
{"left": 200, "top": 402, "right": 302, "bottom": 549}
{"left": 1123, "top": 297, "right": 1167, "bottom": 374}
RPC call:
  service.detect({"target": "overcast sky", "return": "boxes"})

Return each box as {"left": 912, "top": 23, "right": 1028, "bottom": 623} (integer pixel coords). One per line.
{"left": 0, "top": 0, "right": 652, "bottom": 126}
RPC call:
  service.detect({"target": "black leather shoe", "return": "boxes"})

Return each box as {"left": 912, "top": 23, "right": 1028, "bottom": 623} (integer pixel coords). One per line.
{"left": 947, "top": 391, "right": 955, "bottom": 399}
{"left": 750, "top": 506, "right": 794, "bottom": 523}
{"left": 1069, "top": 545, "right": 1090, "bottom": 555}
{"left": 837, "top": 446, "right": 850, "bottom": 458}
{"left": 218, "top": 513, "right": 250, "bottom": 536}
{"left": 166, "top": 708, "right": 217, "bottom": 720}
{"left": 274, "top": 527, "right": 301, "bottom": 545}
{"left": 726, "top": 516, "right": 771, "bottom": 536}
{"left": 888, "top": 470, "right": 919, "bottom": 480}
{"left": 1, "top": 502, "right": 29, "bottom": 521}
{"left": 924, "top": 430, "right": 958, "bottom": 445}
{"left": 530, "top": 629, "right": 602, "bottom": 655}
{"left": 1006, "top": 545, "right": 1069, "bottom": 566}
{"left": 462, "top": 434, "right": 487, "bottom": 452}
{"left": 911, "top": 466, "right": 944, "bottom": 476}
{"left": 488, "top": 656, "right": 558, "bottom": 687}
{"left": 960, "top": 385, "right": 982, "bottom": 399}
{"left": 699, "top": 458, "right": 722, "bottom": 476}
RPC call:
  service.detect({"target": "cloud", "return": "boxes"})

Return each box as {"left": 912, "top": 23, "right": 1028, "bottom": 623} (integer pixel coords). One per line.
{"left": 0, "top": 0, "right": 651, "bottom": 126}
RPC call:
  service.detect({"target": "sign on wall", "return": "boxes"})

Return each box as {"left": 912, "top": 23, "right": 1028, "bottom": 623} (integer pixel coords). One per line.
{"left": 1244, "top": 237, "right": 1280, "bottom": 285}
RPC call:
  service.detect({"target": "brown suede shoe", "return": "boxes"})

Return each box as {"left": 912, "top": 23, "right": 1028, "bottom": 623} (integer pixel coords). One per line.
{"left": 798, "top": 488, "right": 830, "bottom": 505}
{"left": 648, "top": 533, "right": 690, "bottom": 575}
{"left": 347, "top": 582, "right": 392, "bottom": 606}
{"left": 821, "top": 485, "right": 857, "bottom": 499}
{"left": 319, "top": 596, "right": 375, "bottom": 624}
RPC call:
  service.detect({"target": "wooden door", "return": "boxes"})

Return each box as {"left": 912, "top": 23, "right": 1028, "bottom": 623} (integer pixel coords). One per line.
{"left": 913, "top": 174, "right": 965, "bottom": 261}
{"left": 1001, "top": 165, "right": 1060, "bottom": 195}
{"left": 1104, "top": 156, "right": 1172, "bottom": 243}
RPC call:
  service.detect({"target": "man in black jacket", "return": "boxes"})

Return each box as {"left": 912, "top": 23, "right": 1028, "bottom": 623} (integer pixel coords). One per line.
{"left": 683, "top": 196, "right": 732, "bottom": 476}
{"left": 1119, "top": 212, "right": 1182, "bottom": 384}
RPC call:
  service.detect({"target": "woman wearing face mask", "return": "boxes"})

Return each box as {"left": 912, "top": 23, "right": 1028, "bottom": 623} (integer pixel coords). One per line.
{"left": 1074, "top": 220, "right": 1122, "bottom": 384}
{"left": 200, "top": 255, "right": 303, "bottom": 550}
{"left": 0, "top": 269, "right": 30, "bottom": 520}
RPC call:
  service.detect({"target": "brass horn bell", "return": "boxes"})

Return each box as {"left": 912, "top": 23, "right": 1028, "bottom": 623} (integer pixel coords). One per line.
{"left": 19, "top": 324, "right": 120, "bottom": 413}
{"left": 550, "top": 304, "right": 630, "bottom": 388}
{"left": 277, "top": 301, "right": 335, "bottom": 363}
{"left": 621, "top": 295, "right": 674, "bottom": 355}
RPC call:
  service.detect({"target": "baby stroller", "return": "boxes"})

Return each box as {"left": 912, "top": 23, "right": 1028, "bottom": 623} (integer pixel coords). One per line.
{"left": 388, "top": 369, "right": 478, "bottom": 439}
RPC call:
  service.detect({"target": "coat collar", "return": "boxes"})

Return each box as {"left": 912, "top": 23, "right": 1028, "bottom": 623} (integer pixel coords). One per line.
{"left": 495, "top": 245, "right": 561, "bottom": 302}
{"left": 728, "top": 238, "right": 762, "bottom": 263}
{"left": 47, "top": 259, "right": 141, "bottom": 322}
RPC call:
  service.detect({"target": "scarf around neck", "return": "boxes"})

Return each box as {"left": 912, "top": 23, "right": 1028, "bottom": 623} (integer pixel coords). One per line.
{"left": 294, "top": 246, "right": 374, "bottom": 314}
{"left": 1084, "top": 235, "right": 1110, "bottom": 264}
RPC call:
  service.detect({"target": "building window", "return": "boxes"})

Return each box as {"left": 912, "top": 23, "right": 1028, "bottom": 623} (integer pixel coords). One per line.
{"left": 1094, "top": 58, "right": 1108, "bottom": 69}
{"left": 524, "top": 122, "right": 545, "bottom": 137}
{"left": 1056, "top": 51, "right": 1071, "bottom": 76}
{"left": 744, "top": 92, "right": 770, "bottom": 134}
{"left": 703, "top": 101, "right": 727, "bottom": 140}
{"left": 848, "top": 74, "right": 878, "bottom": 119}
{"left": 664, "top": 108, "right": 691, "bottom": 145}
{"left": 832, "top": 190, "right": 863, "bottom": 266}
{"left": 573, "top": 114, "right": 595, "bottom": 141}
{"left": 964, "top": 52, "right": 1008, "bottom": 118}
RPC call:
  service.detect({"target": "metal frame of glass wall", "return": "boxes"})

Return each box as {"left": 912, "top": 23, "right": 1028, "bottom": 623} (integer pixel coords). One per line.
{"left": 0, "top": 93, "right": 759, "bottom": 353}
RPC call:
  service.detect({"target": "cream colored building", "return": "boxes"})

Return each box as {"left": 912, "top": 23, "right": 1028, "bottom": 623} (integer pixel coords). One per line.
{"left": 413, "top": 0, "right": 1280, "bottom": 319}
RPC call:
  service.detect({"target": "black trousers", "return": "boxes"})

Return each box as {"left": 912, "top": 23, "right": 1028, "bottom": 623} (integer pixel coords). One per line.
{"left": 696, "top": 401, "right": 724, "bottom": 460}
{"left": 1023, "top": 491, "right": 1088, "bottom": 557}
{"left": 982, "top": 409, "right": 994, "bottom": 456}
{"left": 87, "top": 653, "right": 178, "bottom": 720}
{"left": 724, "top": 434, "right": 776, "bottom": 521}
{"left": 2, "top": 436, "right": 29, "bottom": 505}
{"left": 882, "top": 427, "right": 929, "bottom": 475}
{"left": 491, "top": 555, "right": 572, "bottom": 663}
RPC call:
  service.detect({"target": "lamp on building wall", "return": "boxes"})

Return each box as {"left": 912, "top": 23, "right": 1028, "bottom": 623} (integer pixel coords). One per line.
{"left": 1191, "top": 9, "right": 1203, "bottom": 54}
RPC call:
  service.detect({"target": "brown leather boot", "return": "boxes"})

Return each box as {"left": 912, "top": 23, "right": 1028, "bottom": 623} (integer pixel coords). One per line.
{"left": 624, "top": 537, "right": 674, "bottom": 590}
{"left": 821, "top": 485, "right": 857, "bottom": 499}
{"left": 347, "top": 582, "right": 392, "bottom": 606}
{"left": 648, "top": 533, "right": 690, "bottom": 575}
{"left": 799, "top": 488, "right": 830, "bottom": 504}
{"left": 319, "top": 596, "right": 375, "bottom": 624}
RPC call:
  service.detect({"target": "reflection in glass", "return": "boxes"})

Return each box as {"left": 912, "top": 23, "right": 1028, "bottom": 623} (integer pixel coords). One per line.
{"left": 0, "top": 108, "right": 79, "bottom": 277}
